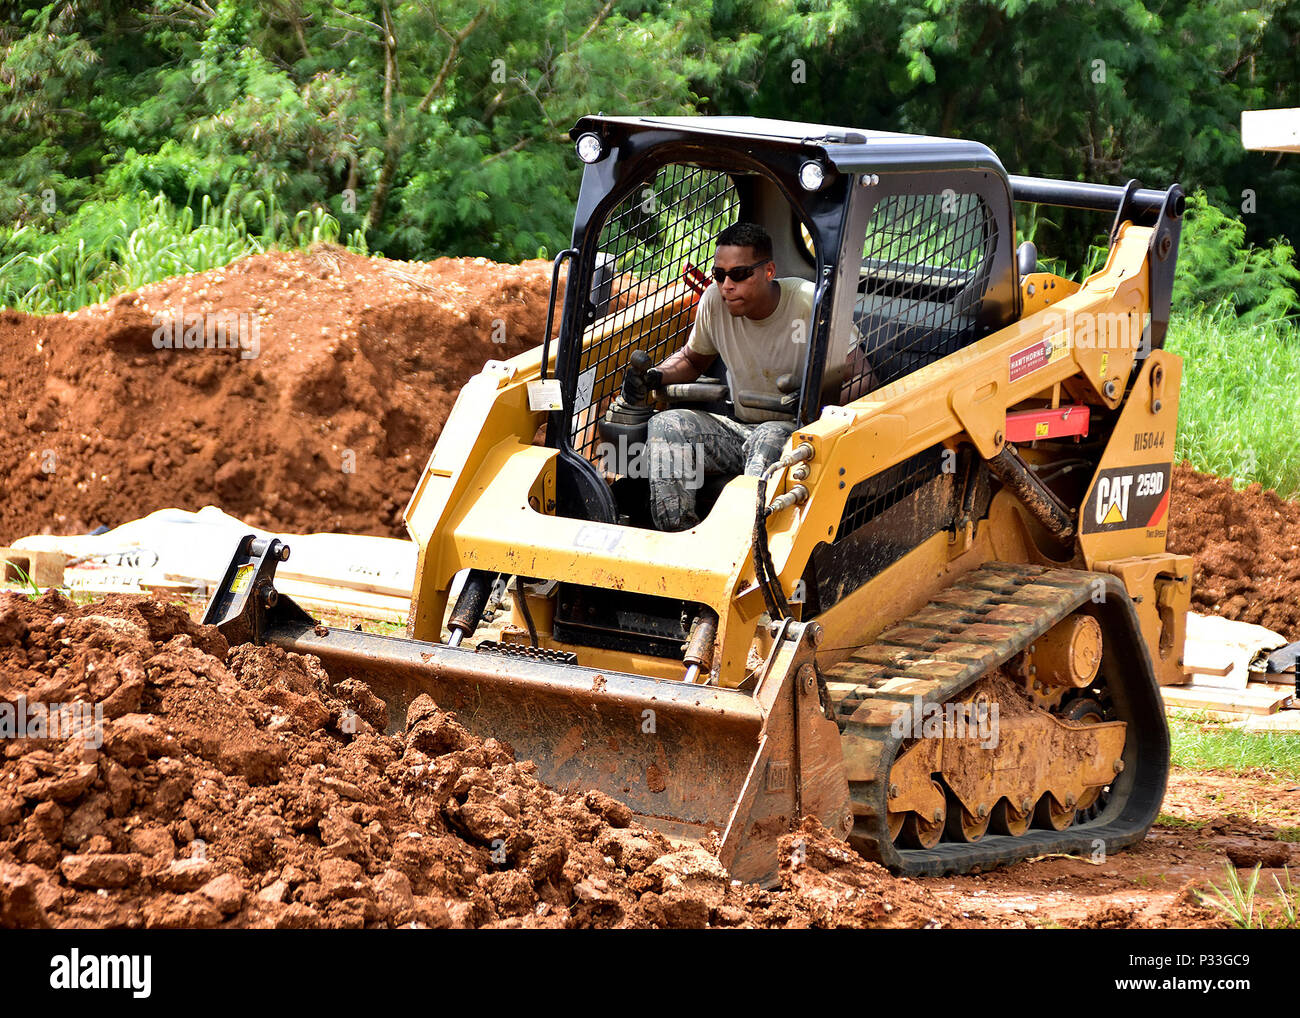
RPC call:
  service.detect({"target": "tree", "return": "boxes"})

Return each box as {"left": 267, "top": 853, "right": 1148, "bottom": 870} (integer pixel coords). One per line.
{"left": 1, "top": 0, "right": 729, "bottom": 261}
{"left": 709, "top": 0, "right": 1299, "bottom": 266}
{"left": 2, "top": 0, "right": 1297, "bottom": 271}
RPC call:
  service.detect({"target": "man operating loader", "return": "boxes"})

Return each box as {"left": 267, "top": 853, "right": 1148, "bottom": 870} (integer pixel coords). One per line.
{"left": 621, "top": 222, "right": 814, "bottom": 532}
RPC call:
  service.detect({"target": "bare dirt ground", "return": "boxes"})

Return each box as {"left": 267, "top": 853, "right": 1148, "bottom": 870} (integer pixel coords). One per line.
{"left": 918, "top": 771, "right": 1300, "bottom": 928}
{"left": 3, "top": 250, "right": 1298, "bottom": 929}
{"left": 6, "top": 588, "right": 1290, "bottom": 930}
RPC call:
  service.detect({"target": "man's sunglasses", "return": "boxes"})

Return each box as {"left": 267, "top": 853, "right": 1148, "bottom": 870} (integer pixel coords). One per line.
{"left": 711, "top": 260, "right": 770, "bottom": 285}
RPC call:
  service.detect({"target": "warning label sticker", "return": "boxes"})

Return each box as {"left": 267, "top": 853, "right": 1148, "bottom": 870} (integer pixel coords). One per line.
{"left": 229, "top": 563, "right": 254, "bottom": 594}
{"left": 1082, "top": 463, "right": 1173, "bottom": 534}
{"left": 1009, "top": 332, "right": 1070, "bottom": 382}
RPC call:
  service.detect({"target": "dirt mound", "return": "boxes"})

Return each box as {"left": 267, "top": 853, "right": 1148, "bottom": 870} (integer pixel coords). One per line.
{"left": 0, "top": 591, "right": 966, "bottom": 929}
{"left": 1169, "top": 463, "right": 1300, "bottom": 640}
{"left": 0, "top": 248, "right": 555, "bottom": 543}
{"left": 6, "top": 246, "right": 1298, "bottom": 645}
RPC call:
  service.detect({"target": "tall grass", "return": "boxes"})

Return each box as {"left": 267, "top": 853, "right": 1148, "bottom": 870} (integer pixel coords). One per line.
{"left": 1166, "top": 307, "right": 1300, "bottom": 499}
{"left": 0, "top": 191, "right": 368, "bottom": 314}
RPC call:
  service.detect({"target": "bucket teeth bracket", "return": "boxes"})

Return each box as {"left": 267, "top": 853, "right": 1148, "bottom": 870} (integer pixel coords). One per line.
{"left": 201, "top": 534, "right": 314, "bottom": 646}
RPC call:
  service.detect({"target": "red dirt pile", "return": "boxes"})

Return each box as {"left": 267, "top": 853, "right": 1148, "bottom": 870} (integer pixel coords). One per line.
{"left": 5, "top": 248, "right": 1298, "bottom": 652}
{"left": 0, "top": 590, "right": 966, "bottom": 929}
{"left": 0, "top": 249, "right": 554, "bottom": 543}
{"left": 1169, "top": 463, "right": 1300, "bottom": 641}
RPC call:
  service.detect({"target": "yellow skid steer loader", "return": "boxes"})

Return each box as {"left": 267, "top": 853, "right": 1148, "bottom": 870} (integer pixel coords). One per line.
{"left": 205, "top": 116, "right": 1188, "bottom": 885}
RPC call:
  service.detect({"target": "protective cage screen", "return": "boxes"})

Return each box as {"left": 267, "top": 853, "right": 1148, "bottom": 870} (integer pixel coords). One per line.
{"left": 834, "top": 444, "right": 946, "bottom": 545}
{"left": 569, "top": 163, "right": 740, "bottom": 462}
{"left": 840, "top": 190, "right": 996, "bottom": 402}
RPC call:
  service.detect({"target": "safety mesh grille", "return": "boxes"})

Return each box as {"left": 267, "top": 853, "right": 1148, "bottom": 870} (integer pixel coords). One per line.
{"left": 834, "top": 445, "right": 946, "bottom": 544}
{"left": 840, "top": 192, "right": 995, "bottom": 402}
{"left": 569, "top": 164, "right": 740, "bottom": 460}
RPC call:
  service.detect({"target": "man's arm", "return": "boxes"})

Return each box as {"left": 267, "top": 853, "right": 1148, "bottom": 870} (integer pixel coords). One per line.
{"left": 653, "top": 345, "right": 714, "bottom": 385}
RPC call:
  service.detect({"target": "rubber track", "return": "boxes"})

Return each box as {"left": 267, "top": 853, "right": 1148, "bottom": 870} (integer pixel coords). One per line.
{"left": 826, "top": 561, "right": 1170, "bottom": 876}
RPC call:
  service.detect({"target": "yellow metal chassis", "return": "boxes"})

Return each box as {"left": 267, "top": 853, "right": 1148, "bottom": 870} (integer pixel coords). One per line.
{"left": 402, "top": 221, "right": 1188, "bottom": 688}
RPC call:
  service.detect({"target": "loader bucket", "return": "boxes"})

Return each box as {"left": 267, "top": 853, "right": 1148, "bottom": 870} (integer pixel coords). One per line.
{"left": 204, "top": 537, "right": 854, "bottom": 885}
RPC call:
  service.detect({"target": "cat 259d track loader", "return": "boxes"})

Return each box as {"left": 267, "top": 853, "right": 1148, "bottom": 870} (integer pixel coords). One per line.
{"left": 205, "top": 115, "right": 1189, "bottom": 885}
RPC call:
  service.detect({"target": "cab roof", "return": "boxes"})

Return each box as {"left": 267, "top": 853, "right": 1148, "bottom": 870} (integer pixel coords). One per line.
{"left": 570, "top": 114, "right": 1007, "bottom": 177}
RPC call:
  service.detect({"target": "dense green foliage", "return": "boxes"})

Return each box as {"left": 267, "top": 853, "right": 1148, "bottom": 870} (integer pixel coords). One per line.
{"left": 2, "top": 0, "right": 1297, "bottom": 272}
{"left": 1, "top": 0, "right": 723, "bottom": 265}
{"left": 1175, "top": 193, "right": 1300, "bottom": 324}
{"left": 715, "top": 0, "right": 1300, "bottom": 258}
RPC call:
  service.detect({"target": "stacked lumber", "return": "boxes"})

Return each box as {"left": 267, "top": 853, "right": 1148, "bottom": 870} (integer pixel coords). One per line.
{"left": 1162, "top": 613, "right": 1297, "bottom": 718}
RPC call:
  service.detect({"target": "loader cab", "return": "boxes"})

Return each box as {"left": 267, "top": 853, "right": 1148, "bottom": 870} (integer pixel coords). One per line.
{"left": 549, "top": 116, "right": 1021, "bottom": 530}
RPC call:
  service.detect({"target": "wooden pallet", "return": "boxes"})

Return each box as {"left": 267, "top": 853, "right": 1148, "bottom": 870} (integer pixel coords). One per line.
{"left": 1240, "top": 709, "right": 1300, "bottom": 733}
{"left": 1181, "top": 613, "right": 1289, "bottom": 691}
{"left": 1161, "top": 680, "right": 1294, "bottom": 716}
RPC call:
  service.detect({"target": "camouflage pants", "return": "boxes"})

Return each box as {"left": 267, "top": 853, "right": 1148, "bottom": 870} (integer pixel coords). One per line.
{"left": 646, "top": 409, "right": 796, "bottom": 532}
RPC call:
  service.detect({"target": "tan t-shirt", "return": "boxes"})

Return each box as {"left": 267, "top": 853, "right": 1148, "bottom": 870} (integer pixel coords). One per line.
{"left": 686, "top": 278, "right": 812, "bottom": 423}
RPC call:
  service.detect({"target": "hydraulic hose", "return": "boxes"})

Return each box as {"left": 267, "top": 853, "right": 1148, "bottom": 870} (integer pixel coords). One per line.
{"left": 752, "top": 442, "right": 815, "bottom": 621}
{"left": 510, "top": 578, "right": 540, "bottom": 648}
{"left": 753, "top": 467, "right": 788, "bottom": 620}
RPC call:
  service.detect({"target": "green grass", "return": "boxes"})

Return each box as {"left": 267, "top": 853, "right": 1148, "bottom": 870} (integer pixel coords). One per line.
{"left": 1169, "top": 715, "right": 1300, "bottom": 778}
{"left": 0, "top": 191, "right": 368, "bottom": 314}
{"left": 1167, "top": 707, "right": 1228, "bottom": 725}
{"left": 1156, "top": 812, "right": 1210, "bottom": 831}
{"left": 0, "top": 562, "right": 41, "bottom": 599}
{"left": 1198, "top": 863, "right": 1298, "bottom": 929}
{"left": 1166, "top": 308, "right": 1300, "bottom": 498}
